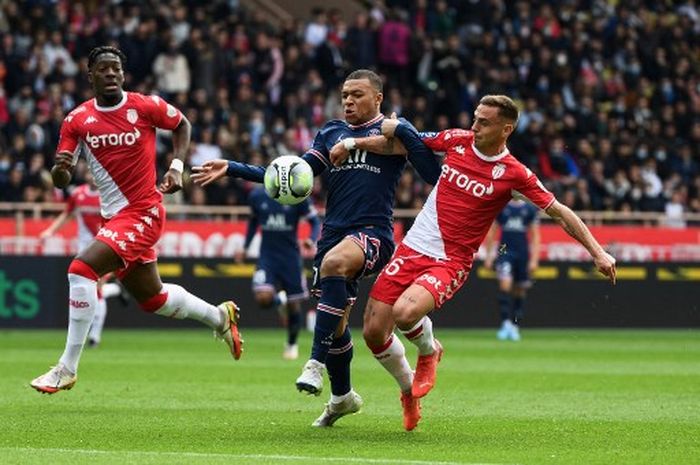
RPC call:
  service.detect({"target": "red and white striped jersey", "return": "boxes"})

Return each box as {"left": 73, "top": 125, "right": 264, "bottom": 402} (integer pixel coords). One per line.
{"left": 404, "top": 129, "right": 555, "bottom": 262}
{"left": 66, "top": 183, "right": 101, "bottom": 248}
{"left": 57, "top": 92, "right": 183, "bottom": 218}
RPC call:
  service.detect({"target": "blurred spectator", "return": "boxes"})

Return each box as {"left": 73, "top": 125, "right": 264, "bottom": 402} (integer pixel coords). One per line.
{"left": 304, "top": 8, "right": 328, "bottom": 48}
{"left": 640, "top": 158, "right": 664, "bottom": 211}
{"left": 4, "top": 164, "right": 25, "bottom": 201}
{"left": 538, "top": 137, "right": 580, "bottom": 192}
{"left": 42, "top": 31, "right": 78, "bottom": 77}
{"left": 377, "top": 9, "right": 412, "bottom": 89}
{"left": 190, "top": 128, "right": 223, "bottom": 168}
{"left": 152, "top": 39, "right": 190, "bottom": 98}
{"left": 345, "top": 12, "right": 376, "bottom": 70}
{"left": 663, "top": 189, "right": 687, "bottom": 228}
{"left": 0, "top": 0, "right": 697, "bottom": 217}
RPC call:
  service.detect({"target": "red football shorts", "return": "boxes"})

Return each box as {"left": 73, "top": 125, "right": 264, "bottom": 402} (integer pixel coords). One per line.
{"left": 369, "top": 242, "right": 472, "bottom": 309}
{"left": 95, "top": 203, "right": 165, "bottom": 279}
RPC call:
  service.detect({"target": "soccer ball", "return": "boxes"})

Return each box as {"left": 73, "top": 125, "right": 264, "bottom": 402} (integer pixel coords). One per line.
{"left": 263, "top": 155, "right": 314, "bottom": 205}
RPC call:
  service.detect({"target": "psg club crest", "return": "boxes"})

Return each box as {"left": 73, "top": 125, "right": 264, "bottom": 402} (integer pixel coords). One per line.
{"left": 126, "top": 109, "right": 138, "bottom": 124}
{"left": 367, "top": 128, "right": 381, "bottom": 136}
{"left": 492, "top": 163, "right": 506, "bottom": 179}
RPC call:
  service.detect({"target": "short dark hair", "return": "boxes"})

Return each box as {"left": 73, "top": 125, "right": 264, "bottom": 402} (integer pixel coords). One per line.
{"left": 345, "top": 69, "right": 383, "bottom": 93}
{"left": 88, "top": 46, "right": 126, "bottom": 69}
{"left": 479, "top": 95, "right": 519, "bottom": 123}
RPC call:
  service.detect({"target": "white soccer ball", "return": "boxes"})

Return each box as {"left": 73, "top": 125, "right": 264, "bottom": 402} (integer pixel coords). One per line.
{"left": 263, "top": 155, "right": 314, "bottom": 205}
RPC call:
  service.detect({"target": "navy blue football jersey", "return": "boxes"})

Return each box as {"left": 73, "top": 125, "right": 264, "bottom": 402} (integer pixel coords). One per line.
{"left": 496, "top": 199, "right": 540, "bottom": 256}
{"left": 302, "top": 115, "right": 439, "bottom": 230}
{"left": 246, "top": 187, "right": 318, "bottom": 260}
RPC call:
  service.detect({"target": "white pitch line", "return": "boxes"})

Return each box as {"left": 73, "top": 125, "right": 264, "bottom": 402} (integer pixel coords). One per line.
{"left": 1, "top": 447, "right": 520, "bottom": 465}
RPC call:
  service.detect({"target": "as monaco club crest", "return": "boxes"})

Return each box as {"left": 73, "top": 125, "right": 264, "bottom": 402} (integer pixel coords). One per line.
{"left": 492, "top": 163, "right": 506, "bottom": 179}
{"left": 126, "top": 109, "right": 138, "bottom": 124}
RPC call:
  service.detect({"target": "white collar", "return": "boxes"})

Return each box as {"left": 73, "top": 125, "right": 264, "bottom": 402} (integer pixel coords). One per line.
{"left": 94, "top": 92, "right": 128, "bottom": 112}
{"left": 471, "top": 143, "right": 509, "bottom": 162}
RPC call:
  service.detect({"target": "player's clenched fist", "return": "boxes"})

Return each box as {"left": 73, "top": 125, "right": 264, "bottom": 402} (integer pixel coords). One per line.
{"left": 330, "top": 141, "right": 350, "bottom": 166}
{"left": 594, "top": 251, "right": 617, "bottom": 285}
{"left": 51, "top": 151, "right": 74, "bottom": 188}
{"left": 381, "top": 112, "right": 400, "bottom": 138}
{"left": 158, "top": 169, "right": 183, "bottom": 194}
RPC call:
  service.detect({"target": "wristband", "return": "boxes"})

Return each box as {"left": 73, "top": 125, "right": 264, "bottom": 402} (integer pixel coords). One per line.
{"left": 343, "top": 137, "right": 357, "bottom": 151}
{"left": 169, "top": 159, "right": 184, "bottom": 173}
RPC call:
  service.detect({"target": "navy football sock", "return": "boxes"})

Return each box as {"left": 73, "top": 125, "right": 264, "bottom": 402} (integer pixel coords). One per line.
{"left": 513, "top": 296, "right": 524, "bottom": 324}
{"left": 326, "top": 327, "right": 353, "bottom": 396}
{"left": 287, "top": 309, "right": 301, "bottom": 345}
{"left": 498, "top": 291, "right": 512, "bottom": 322}
{"left": 310, "top": 276, "right": 347, "bottom": 362}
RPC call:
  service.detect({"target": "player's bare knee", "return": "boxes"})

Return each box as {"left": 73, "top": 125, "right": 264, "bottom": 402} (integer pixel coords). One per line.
{"left": 287, "top": 301, "right": 302, "bottom": 314}
{"left": 121, "top": 264, "right": 163, "bottom": 302}
{"left": 320, "top": 253, "right": 355, "bottom": 278}
{"left": 254, "top": 292, "right": 274, "bottom": 307}
{"left": 499, "top": 279, "right": 513, "bottom": 292}
{"left": 362, "top": 304, "right": 390, "bottom": 345}
{"left": 362, "top": 322, "right": 390, "bottom": 347}
{"left": 393, "top": 299, "right": 422, "bottom": 329}
{"left": 362, "top": 312, "right": 381, "bottom": 344}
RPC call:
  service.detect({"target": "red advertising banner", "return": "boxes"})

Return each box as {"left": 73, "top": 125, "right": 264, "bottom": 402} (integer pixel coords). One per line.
{"left": 1, "top": 218, "right": 698, "bottom": 261}
{"left": 538, "top": 225, "right": 700, "bottom": 262}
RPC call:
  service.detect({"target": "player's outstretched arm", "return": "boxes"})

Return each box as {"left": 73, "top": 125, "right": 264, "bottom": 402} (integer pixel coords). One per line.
{"left": 545, "top": 200, "right": 616, "bottom": 284}
{"left": 51, "top": 152, "right": 74, "bottom": 188}
{"left": 192, "top": 159, "right": 266, "bottom": 186}
{"left": 191, "top": 159, "right": 230, "bottom": 186}
{"left": 159, "top": 117, "right": 191, "bottom": 193}
{"left": 237, "top": 214, "right": 258, "bottom": 263}
{"left": 329, "top": 135, "right": 407, "bottom": 166}
{"left": 40, "top": 210, "right": 72, "bottom": 239}
{"left": 482, "top": 222, "right": 499, "bottom": 269}
{"left": 528, "top": 221, "right": 541, "bottom": 273}
{"left": 384, "top": 117, "right": 441, "bottom": 185}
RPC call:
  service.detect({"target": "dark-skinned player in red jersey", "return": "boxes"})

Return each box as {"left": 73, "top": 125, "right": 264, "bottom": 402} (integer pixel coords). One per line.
{"left": 30, "top": 46, "right": 243, "bottom": 395}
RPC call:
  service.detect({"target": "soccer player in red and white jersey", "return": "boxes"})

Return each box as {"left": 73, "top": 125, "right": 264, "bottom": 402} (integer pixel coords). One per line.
{"left": 39, "top": 179, "right": 102, "bottom": 252}
{"left": 30, "top": 46, "right": 243, "bottom": 395}
{"left": 331, "top": 95, "right": 616, "bottom": 431}
{"left": 42, "top": 177, "right": 102, "bottom": 250}
{"left": 40, "top": 173, "right": 127, "bottom": 348}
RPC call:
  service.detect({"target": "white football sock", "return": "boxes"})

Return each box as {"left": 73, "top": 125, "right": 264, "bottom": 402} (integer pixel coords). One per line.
{"left": 331, "top": 390, "right": 353, "bottom": 404}
{"left": 59, "top": 273, "right": 98, "bottom": 373}
{"left": 154, "top": 283, "right": 223, "bottom": 329}
{"left": 102, "top": 282, "right": 121, "bottom": 299}
{"left": 400, "top": 316, "right": 435, "bottom": 356}
{"left": 87, "top": 297, "right": 107, "bottom": 343}
{"left": 372, "top": 333, "right": 413, "bottom": 392}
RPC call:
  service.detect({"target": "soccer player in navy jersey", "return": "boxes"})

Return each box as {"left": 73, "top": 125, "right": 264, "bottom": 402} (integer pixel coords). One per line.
{"left": 240, "top": 185, "right": 321, "bottom": 360}
{"left": 332, "top": 94, "right": 616, "bottom": 431}
{"left": 484, "top": 197, "right": 541, "bottom": 341}
{"left": 192, "top": 69, "right": 440, "bottom": 427}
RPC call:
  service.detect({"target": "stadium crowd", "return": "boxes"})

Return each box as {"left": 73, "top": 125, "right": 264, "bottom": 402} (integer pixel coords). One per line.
{"left": 0, "top": 0, "right": 698, "bottom": 220}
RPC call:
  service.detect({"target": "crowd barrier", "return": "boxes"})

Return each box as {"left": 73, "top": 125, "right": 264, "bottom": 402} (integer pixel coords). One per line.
{"left": 2, "top": 217, "right": 700, "bottom": 261}
{"left": 1, "top": 257, "right": 697, "bottom": 329}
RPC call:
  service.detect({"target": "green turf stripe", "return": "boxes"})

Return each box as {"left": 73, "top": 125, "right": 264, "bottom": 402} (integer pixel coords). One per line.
{"left": 0, "top": 447, "right": 517, "bottom": 465}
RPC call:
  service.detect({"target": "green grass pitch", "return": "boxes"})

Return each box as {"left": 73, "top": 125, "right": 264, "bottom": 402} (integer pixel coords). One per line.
{"left": 1, "top": 328, "right": 698, "bottom": 465}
